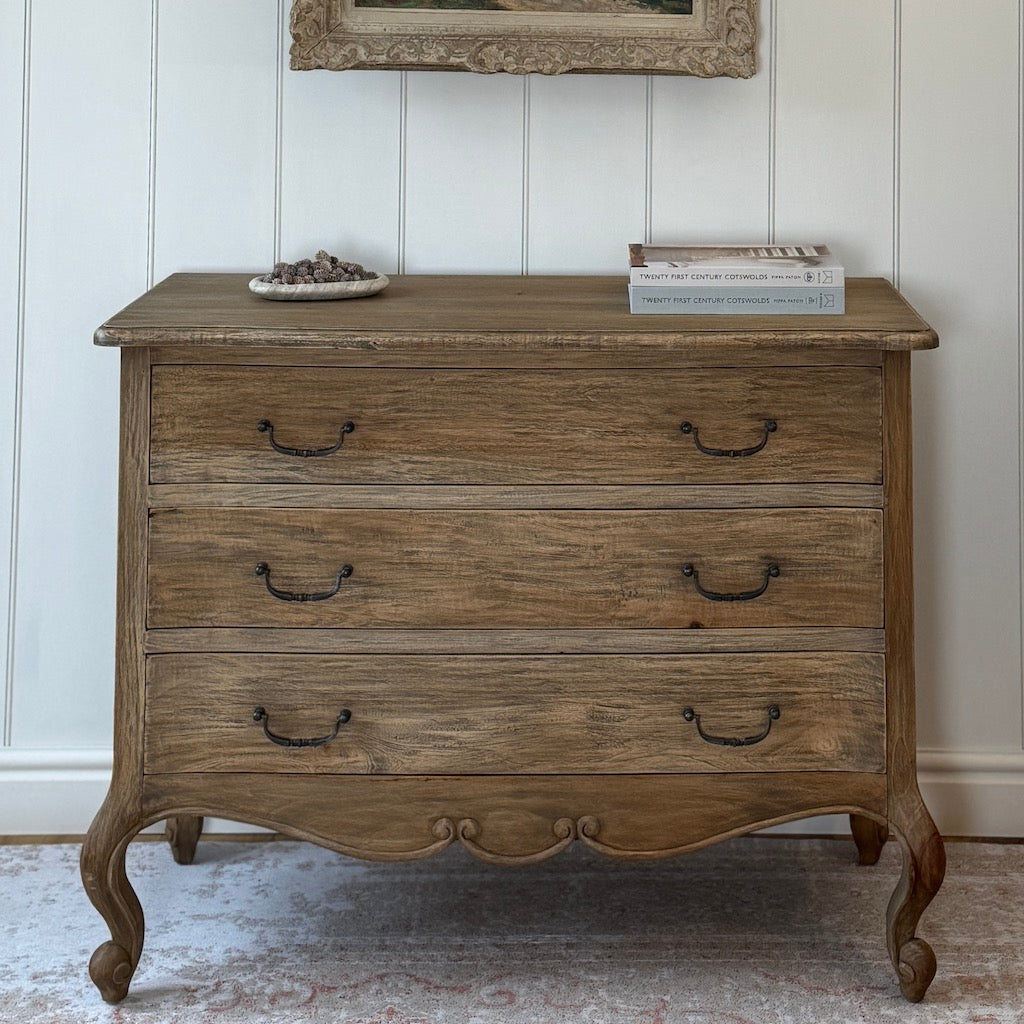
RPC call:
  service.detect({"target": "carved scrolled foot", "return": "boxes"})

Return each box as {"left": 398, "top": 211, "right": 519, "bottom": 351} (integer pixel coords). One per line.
{"left": 89, "top": 941, "right": 136, "bottom": 1004}
{"left": 850, "top": 813, "right": 888, "bottom": 865}
{"left": 896, "top": 936, "right": 938, "bottom": 1003}
{"left": 80, "top": 794, "right": 145, "bottom": 1003}
{"left": 886, "top": 792, "right": 945, "bottom": 1002}
{"left": 166, "top": 815, "right": 203, "bottom": 865}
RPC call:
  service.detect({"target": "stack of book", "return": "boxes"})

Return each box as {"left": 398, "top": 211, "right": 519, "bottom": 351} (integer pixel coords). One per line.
{"left": 627, "top": 243, "right": 845, "bottom": 315}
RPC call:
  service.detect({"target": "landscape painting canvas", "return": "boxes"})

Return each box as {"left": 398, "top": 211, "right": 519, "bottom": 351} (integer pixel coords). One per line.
{"left": 291, "top": 0, "right": 754, "bottom": 76}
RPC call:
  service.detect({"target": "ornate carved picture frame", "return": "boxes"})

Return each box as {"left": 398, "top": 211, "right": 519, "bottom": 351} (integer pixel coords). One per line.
{"left": 290, "top": 0, "right": 757, "bottom": 78}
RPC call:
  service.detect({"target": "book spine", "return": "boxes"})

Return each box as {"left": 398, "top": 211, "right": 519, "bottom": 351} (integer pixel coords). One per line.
{"left": 628, "top": 287, "right": 845, "bottom": 315}
{"left": 630, "top": 267, "right": 845, "bottom": 287}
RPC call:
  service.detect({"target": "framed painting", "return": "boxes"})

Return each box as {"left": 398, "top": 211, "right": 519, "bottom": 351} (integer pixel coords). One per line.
{"left": 290, "top": 0, "right": 757, "bottom": 77}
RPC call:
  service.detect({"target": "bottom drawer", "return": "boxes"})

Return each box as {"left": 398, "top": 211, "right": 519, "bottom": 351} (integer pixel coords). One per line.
{"left": 145, "top": 653, "right": 885, "bottom": 775}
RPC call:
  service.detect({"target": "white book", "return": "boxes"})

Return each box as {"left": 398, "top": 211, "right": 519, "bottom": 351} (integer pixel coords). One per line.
{"left": 628, "top": 243, "right": 845, "bottom": 287}
{"left": 628, "top": 286, "right": 845, "bottom": 315}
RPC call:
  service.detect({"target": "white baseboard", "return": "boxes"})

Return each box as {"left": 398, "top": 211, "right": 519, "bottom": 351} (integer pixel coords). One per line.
{"left": 2, "top": 747, "right": 1022, "bottom": 838}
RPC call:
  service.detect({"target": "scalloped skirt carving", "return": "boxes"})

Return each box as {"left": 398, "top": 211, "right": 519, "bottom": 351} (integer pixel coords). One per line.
{"left": 142, "top": 772, "right": 888, "bottom": 864}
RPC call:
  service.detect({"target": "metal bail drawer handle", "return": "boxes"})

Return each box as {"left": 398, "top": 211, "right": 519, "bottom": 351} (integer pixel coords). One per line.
{"left": 680, "top": 418, "right": 777, "bottom": 457}
{"left": 682, "top": 704, "right": 781, "bottom": 747}
{"left": 682, "top": 562, "right": 779, "bottom": 602}
{"left": 255, "top": 562, "right": 353, "bottom": 602}
{"left": 257, "top": 418, "right": 355, "bottom": 457}
{"left": 252, "top": 706, "right": 351, "bottom": 748}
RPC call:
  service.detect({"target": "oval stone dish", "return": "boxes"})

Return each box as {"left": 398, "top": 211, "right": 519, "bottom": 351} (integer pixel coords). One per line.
{"left": 249, "top": 274, "right": 389, "bottom": 301}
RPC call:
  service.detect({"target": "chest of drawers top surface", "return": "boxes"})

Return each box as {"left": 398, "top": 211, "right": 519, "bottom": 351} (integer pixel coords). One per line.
{"left": 95, "top": 274, "right": 937, "bottom": 355}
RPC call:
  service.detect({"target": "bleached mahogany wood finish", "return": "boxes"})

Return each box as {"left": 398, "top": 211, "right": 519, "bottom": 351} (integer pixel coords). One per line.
{"left": 84, "top": 274, "right": 942, "bottom": 1004}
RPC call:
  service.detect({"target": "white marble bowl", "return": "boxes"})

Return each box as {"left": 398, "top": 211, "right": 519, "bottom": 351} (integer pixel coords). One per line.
{"left": 248, "top": 274, "right": 389, "bottom": 301}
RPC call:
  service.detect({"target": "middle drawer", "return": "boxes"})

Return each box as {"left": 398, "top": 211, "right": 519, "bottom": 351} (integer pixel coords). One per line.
{"left": 147, "top": 508, "right": 882, "bottom": 630}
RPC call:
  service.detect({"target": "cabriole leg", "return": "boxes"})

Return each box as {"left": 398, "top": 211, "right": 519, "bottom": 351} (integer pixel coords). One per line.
{"left": 80, "top": 795, "right": 146, "bottom": 1003}
{"left": 850, "top": 813, "right": 888, "bottom": 865}
{"left": 165, "top": 815, "right": 204, "bottom": 865}
{"left": 887, "top": 796, "right": 945, "bottom": 1002}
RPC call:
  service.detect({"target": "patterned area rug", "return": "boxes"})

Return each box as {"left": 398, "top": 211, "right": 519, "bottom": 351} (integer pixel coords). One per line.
{"left": 2, "top": 836, "right": 1022, "bottom": 1023}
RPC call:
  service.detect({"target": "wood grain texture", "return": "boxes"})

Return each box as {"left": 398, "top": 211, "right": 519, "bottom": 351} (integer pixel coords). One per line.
{"left": 149, "top": 343, "right": 886, "bottom": 370}
{"left": 150, "top": 365, "right": 882, "bottom": 485}
{"left": 147, "top": 507, "right": 884, "bottom": 630}
{"left": 144, "top": 774, "right": 888, "bottom": 864}
{"left": 80, "top": 347, "right": 151, "bottom": 1004}
{"left": 144, "top": 652, "right": 886, "bottom": 776}
{"left": 84, "top": 273, "right": 941, "bottom": 1004}
{"left": 141, "top": 771, "right": 888, "bottom": 862}
{"left": 95, "top": 275, "right": 938, "bottom": 352}
{"left": 142, "top": 626, "right": 887, "bottom": 656}
{"left": 881, "top": 350, "right": 944, "bottom": 1001}
{"left": 146, "top": 483, "right": 886, "bottom": 510}
{"left": 850, "top": 812, "right": 888, "bottom": 865}
{"left": 164, "top": 815, "right": 203, "bottom": 865}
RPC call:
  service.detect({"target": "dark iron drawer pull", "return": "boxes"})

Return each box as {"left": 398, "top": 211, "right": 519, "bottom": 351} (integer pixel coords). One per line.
{"left": 682, "top": 704, "right": 781, "bottom": 747}
{"left": 680, "top": 418, "right": 777, "bottom": 457}
{"left": 255, "top": 562, "right": 353, "bottom": 602}
{"left": 257, "top": 418, "right": 355, "bottom": 457}
{"left": 252, "top": 706, "right": 351, "bottom": 748}
{"left": 682, "top": 562, "right": 779, "bottom": 602}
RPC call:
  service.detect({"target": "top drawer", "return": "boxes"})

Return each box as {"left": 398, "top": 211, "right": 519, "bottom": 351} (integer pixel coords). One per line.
{"left": 149, "top": 366, "right": 881, "bottom": 485}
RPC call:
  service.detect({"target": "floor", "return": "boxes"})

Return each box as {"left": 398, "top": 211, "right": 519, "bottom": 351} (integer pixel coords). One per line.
{"left": 2, "top": 834, "right": 1022, "bottom": 1023}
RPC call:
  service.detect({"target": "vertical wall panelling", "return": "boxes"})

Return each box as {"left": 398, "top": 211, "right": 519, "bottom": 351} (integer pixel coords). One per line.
{"left": 3, "top": 6, "right": 1024, "bottom": 833}
{"left": 521, "top": 77, "right": 530, "bottom": 273}
{"left": 273, "top": 0, "right": 284, "bottom": 263}
{"left": 151, "top": 0, "right": 280, "bottom": 279}
{"left": 403, "top": 72, "right": 525, "bottom": 274}
{"left": 279, "top": 56, "right": 402, "bottom": 272}
{"left": 1, "top": 1, "right": 28, "bottom": 746}
{"left": 279, "top": 71, "right": 402, "bottom": 274}
{"left": 649, "top": 0, "right": 773, "bottom": 245}
{"left": 146, "top": 0, "right": 159, "bottom": 287}
{"left": 11, "top": 0, "right": 152, "bottom": 747}
{"left": 892, "top": 0, "right": 902, "bottom": 286}
{"left": 527, "top": 75, "right": 648, "bottom": 273}
{"left": 773, "top": 0, "right": 896, "bottom": 275}
{"left": 901, "top": 0, "right": 1022, "bottom": 752}
{"left": 767, "top": 0, "right": 777, "bottom": 241}
{"left": 643, "top": 76, "right": 653, "bottom": 244}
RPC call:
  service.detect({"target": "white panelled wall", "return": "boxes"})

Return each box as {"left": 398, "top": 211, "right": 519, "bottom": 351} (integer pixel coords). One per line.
{"left": 1, "top": 0, "right": 1022, "bottom": 836}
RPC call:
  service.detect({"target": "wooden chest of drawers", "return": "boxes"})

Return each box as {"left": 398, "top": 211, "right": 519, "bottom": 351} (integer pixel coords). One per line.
{"left": 82, "top": 274, "right": 944, "bottom": 1003}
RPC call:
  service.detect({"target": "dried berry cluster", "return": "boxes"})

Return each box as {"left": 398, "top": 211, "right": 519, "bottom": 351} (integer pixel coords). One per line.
{"left": 260, "top": 251, "right": 378, "bottom": 285}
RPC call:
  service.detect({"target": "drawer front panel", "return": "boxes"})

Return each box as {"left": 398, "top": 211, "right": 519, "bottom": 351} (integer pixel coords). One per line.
{"left": 144, "top": 653, "right": 886, "bottom": 775}
{"left": 147, "top": 508, "right": 882, "bottom": 629}
{"left": 150, "top": 366, "right": 882, "bottom": 484}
